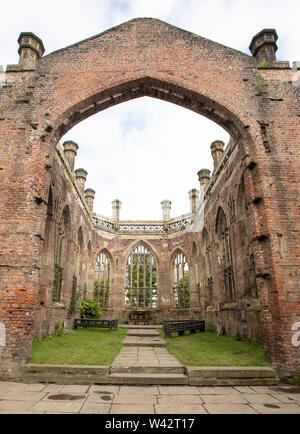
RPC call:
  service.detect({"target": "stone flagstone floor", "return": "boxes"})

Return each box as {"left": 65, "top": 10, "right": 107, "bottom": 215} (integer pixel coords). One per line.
{"left": 4, "top": 327, "right": 298, "bottom": 414}
{"left": 0, "top": 382, "right": 299, "bottom": 414}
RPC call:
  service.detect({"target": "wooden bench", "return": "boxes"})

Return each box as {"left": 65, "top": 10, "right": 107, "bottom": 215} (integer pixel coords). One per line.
{"left": 163, "top": 319, "right": 205, "bottom": 338}
{"left": 74, "top": 318, "right": 118, "bottom": 332}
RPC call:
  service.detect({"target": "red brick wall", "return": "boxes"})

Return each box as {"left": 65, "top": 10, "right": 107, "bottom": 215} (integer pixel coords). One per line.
{"left": 0, "top": 18, "right": 299, "bottom": 378}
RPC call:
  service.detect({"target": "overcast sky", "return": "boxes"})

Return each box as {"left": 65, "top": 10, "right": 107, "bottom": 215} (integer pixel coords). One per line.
{"left": 1, "top": 0, "right": 299, "bottom": 220}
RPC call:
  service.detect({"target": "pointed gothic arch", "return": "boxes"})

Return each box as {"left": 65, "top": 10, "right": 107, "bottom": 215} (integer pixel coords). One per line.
{"left": 84, "top": 240, "right": 93, "bottom": 299}
{"left": 172, "top": 249, "right": 190, "bottom": 308}
{"left": 42, "top": 186, "right": 53, "bottom": 255}
{"left": 216, "top": 207, "right": 235, "bottom": 302}
{"left": 2, "top": 17, "right": 298, "bottom": 379}
{"left": 236, "top": 178, "right": 258, "bottom": 298}
{"left": 201, "top": 228, "right": 213, "bottom": 304}
{"left": 125, "top": 243, "right": 157, "bottom": 309}
{"left": 53, "top": 205, "right": 72, "bottom": 302}
{"left": 94, "top": 249, "right": 112, "bottom": 308}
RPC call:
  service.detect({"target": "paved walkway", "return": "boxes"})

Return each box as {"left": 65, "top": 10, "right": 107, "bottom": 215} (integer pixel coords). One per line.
{"left": 1, "top": 327, "right": 299, "bottom": 414}
{"left": 112, "top": 346, "right": 182, "bottom": 368}
{"left": 0, "top": 382, "right": 299, "bottom": 414}
{"left": 113, "top": 328, "right": 180, "bottom": 368}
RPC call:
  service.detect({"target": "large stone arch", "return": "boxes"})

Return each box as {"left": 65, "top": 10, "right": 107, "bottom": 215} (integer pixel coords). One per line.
{"left": 0, "top": 18, "right": 299, "bottom": 377}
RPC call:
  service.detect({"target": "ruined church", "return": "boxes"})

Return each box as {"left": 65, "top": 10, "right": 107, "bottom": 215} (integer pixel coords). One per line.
{"left": 0, "top": 19, "right": 299, "bottom": 382}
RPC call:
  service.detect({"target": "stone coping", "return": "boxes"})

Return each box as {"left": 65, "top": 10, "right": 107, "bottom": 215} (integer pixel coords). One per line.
{"left": 22, "top": 364, "right": 279, "bottom": 386}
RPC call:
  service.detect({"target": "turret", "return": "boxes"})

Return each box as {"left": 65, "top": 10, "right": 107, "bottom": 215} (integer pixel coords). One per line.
{"left": 249, "top": 29, "right": 278, "bottom": 65}
{"left": 188, "top": 189, "right": 199, "bottom": 213}
{"left": 161, "top": 200, "right": 172, "bottom": 221}
{"left": 211, "top": 140, "right": 225, "bottom": 171}
{"left": 85, "top": 189, "right": 95, "bottom": 213}
{"left": 63, "top": 141, "right": 79, "bottom": 172}
{"left": 75, "top": 169, "right": 88, "bottom": 196}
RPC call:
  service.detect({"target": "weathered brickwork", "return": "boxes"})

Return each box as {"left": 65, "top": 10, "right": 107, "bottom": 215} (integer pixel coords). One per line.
{"left": 0, "top": 19, "right": 299, "bottom": 380}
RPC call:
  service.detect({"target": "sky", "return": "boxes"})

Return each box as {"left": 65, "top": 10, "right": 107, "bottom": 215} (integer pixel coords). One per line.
{"left": 1, "top": 0, "right": 299, "bottom": 220}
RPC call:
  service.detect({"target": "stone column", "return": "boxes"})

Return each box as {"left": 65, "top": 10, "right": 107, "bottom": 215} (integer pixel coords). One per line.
{"left": 211, "top": 140, "right": 225, "bottom": 171}
{"left": 249, "top": 29, "right": 278, "bottom": 65}
{"left": 112, "top": 200, "right": 121, "bottom": 222}
{"left": 17, "top": 32, "right": 45, "bottom": 69}
{"left": 161, "top": 200, "right": 172, "bottom": 221}
{"left": 188, "top": 189, "right": 199, "bottom": 214}
{"left": 198, "top": 169, "right": 211, "bottom": 199}
{"left": 84, "top": 189, "right": 95, "bottom": 213}
{"left": 75, "top": 169, "right": 88, "bottom": 196}
{"left": 63, "top": 141, "right": 79, "bottom": 172}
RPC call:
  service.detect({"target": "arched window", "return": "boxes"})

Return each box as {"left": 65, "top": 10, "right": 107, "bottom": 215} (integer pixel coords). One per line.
{"left": 216, "top": 207, "right": 235, "bottom": 301}
{"left": 237, "top": 180, "right": 257, "bottom": 298}
{"left": 173, "top": 250, "right": 190, "bottom": 308}
{"left": 84, "top": 241, "right": 92, "bottom": 299}
{"left": 125, "top": 243, "right": 157, "bottom": 309}
{"left": 192, "top": 242, "right": 200, "bottom": 305}
{"left": 53, "top": 205, "right": 71, "bottom": 302}
{"left": 201, "top": 228, "right": 213, "bottom": 303}
{"left": 42, "top": 186, "right": 53, "bottom": 255}
{"left": 74, "top": 227, "right": 83, "bottom": 278}
{"left": 94, "top": 250, "right": 111, "bottom": 308}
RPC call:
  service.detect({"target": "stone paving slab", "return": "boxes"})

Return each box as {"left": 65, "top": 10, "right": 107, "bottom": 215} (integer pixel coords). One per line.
{"left": 119, "top": 386, "right": 159, "bottom": 395}
{"left": 23, "top": 383, "right": 47, "bottom": 392}
{"left": 158, "top": 395, "right": 203, "bottom": 405}
{"left": 127, "top": 329, "right": 160, "bottom": 336}
{"left": 204, "top": 404, "right": 259, "bottom": 414}
{"left": 280, "top": 393, "right": 300, "bottom": 402}
{"left": 0, "top": 381, "right": 299, "bottom": 414}
{"left": 86, "top": 393, "right": 114, "bottom": 403}
{"left": 201, "top": 394, "right": 249, "bottom": 404}
{"left": 108, "top": 373, "right": 188, "bottom": 385}
{"left": 40, "top": 384, "right": 65, "bottom": 393}
{"left": 0, "top": 382, "right": 28, "bottom": 391}
{"left": 158, "top": 386, "right": 200, "bottom": 395}
{"left": 113, "top": 394, "right": 158, "bottom": 404}
{"left": 89, "top": 385, "right": 119, "bottom": 394}
{"left": 110, "top": 404, "right": 155, "bottom": 414}
{"left": 197, "top": 386, "right": 248, "bottom": 395}
{"left": 0, "top": 390, "right": 48, "bottom": 401}
{"left": 60, "top": 385, "right": 90, "bottom": 394}
{"left": 234, "top": 386, "right": 257, "bottom": 394}
{"left": 269, "top": 393, "right": 298, "bottom": 404}
{"left": 0, "top": 399, "right": 37, "bottom": 412}
{"left": 156, "top": 405, "right": 208, "bottom": 414}
{"left": 112, "top": 346, "right": 182, "bottom": 368}
{"left": 29, "top": 400, "right": 84, "bottom": 413}
{"left": 43, "top": 392, "right": 87, "bottom": 403}
{"left": 122, "top": 336, "right": 165, "bottom": 347}
{"left": 241, "top": 393, "right": 283, "bottom": 404}
{"left": 80, "top": 402, "right": 111, "bottom": 414}
{"left": 250, "top": 403, "right": 300, "bottom": 414}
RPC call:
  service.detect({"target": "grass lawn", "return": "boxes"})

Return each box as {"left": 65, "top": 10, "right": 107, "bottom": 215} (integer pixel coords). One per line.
{"left": 26, "top": 328, "right": 128, "bottom": 365}
{"left": 158, "top": 329, "right": 269, "bottom": 367}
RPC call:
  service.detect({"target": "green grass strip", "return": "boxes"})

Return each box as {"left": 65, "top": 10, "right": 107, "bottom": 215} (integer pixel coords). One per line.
{"left": 27, "top": 328, "right": 128, "bottom": 365}
{"left": 158, "top": 329, "right": 269, "bottom": 367}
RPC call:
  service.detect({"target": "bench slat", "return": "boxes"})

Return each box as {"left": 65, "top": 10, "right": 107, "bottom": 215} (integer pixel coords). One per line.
{"left": 163, "top": 319, "right": 205, "bottom": 338}
{"left": 74, "top": 319, "right": 118, "bottom": 331}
